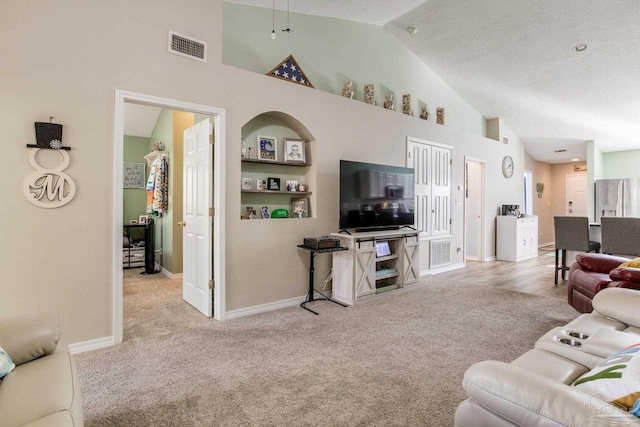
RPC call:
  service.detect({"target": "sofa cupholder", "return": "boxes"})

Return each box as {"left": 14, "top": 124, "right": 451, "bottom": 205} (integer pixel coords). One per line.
{"left": 567, "top": 331, "right": 589, "bottom": 339}
{"left": 558, "top": 338, "right": 582, "bottom": 347}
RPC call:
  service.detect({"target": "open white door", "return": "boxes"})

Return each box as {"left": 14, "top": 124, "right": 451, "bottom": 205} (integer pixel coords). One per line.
{"left": 182, "top": 118, "right": 213, "bottom": 316}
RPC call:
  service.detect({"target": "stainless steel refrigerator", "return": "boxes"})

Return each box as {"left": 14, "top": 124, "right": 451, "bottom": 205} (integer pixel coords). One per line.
{"left": 595, "top": 179, "right": 640, "bottom": 222}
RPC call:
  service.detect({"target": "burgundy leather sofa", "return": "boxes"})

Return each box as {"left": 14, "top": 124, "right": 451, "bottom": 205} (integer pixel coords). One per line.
{"left": 568, "top": 253, "right": 640, "bottom": 313}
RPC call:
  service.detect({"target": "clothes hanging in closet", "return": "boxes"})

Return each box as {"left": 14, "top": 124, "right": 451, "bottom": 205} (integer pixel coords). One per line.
{"left": 146, "top": 155, "right": 168, "bottom": 214}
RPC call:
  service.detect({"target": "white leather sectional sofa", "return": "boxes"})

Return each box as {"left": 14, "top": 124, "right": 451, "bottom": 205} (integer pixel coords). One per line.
{"left": 455, "top": 287, "right": 640, "bottom": 426}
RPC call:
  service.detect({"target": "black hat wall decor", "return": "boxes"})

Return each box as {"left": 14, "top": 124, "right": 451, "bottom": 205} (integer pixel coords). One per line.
{"left": 23, "top": 117, "right": 76, "bottom": 208}
{"left": 26, "top": 117, "right": 71, "bottom": 150}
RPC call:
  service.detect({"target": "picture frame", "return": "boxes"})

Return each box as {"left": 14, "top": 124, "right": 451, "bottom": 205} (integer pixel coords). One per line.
{"left": 242, "top": 177, "right": 252, "bottom": 190}
{"left": 245, "top": 207, "right": 258, "bottom": 219}
{"left": 375, "top": 241, "right": 391, "bottom": 257}
{"left": 256, "top": 179, "right": 267, "bottom": 190}
{"left": 257, "top": 135, "right": 277, "bottom": 161}
{"left": 139, "top": 215, "right": 149, "bottom": 224}
{"left": 123, "top": 162, "right": 146, "bottom": 189}
{"left": 267, "top": 177, "right": 281, "bottom": 191}
{"left": 284, "top": 139, "right": 306, "bottom": 163}
{"left": 291, "top": 197, "right": 309, "bottom": 218}
{"left": 286, "top": 180, "right": 298, "bottom": 192}
{"left": 260, "top": 206, "right": 270, "bottom": 219}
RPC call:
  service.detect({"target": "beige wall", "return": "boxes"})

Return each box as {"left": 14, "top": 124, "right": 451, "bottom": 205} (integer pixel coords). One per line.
{"left": 2, "top": 0, "right": 525, "bottom": 345}
{"left": 524, "top": 152, "right": 553, "bottom": 245}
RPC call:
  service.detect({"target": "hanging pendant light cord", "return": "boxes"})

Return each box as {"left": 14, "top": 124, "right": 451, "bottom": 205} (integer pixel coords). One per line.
{"left": 271, "top": 0, "right": 276, "bottom": 39}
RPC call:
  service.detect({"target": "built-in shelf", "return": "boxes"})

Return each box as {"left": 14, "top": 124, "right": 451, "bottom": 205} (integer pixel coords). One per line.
{"left": 241, "top": 189, "right": 312, "bottom": 195}
{"left": 241, "top": 158, "right": 309, "bottom": 167}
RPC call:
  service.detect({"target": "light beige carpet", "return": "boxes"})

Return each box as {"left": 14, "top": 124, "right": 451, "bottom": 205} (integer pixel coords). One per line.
{"left": 75, "top": 275, "right": 578, "bottom": 426}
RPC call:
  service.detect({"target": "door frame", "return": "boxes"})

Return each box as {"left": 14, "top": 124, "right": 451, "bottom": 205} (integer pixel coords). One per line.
{"left": 463, "top": 157, "right": 486, "bottom": 262}
{"left": 113, "top": 89, "right": 226, "bottom": 344}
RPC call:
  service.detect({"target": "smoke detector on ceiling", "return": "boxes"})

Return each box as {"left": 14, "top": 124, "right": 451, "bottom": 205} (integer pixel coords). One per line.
{"left": 407, "top": 26, "right": 417, "bottom": 35}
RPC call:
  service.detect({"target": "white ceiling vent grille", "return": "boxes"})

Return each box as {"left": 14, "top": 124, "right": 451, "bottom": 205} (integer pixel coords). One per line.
{"left": 168, "top": 31, "right": 207, "bottom": 63}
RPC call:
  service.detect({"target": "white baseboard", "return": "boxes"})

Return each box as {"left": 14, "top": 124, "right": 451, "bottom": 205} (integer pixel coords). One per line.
{"left": 225, "top": 295, "right": 306, "bottom": 320}
{"left": 161, "top": 267, "right": 182, "bottom": 279}
{"left": 484, "top": 255, "right": 497, "bottom": 262}
{"left": 68, "top": 336, "right": 114, "bottom": 354}
{"left": 426, "top": 262, "right": 466, "bottom": 275}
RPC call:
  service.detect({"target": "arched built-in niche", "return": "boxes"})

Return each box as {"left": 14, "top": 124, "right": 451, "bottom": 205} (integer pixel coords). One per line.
{"left": 240, "top": 111, "right": 316, "bottom": 219}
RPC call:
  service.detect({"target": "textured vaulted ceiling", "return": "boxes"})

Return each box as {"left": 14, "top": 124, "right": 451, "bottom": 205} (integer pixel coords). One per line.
{"left": 225, "top": 0, "right": 640, "bottom": 164}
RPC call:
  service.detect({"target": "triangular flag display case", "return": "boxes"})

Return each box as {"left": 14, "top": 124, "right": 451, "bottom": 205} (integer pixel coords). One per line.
{"left": 266, "top": 55, "right": 314, "bottom": 88}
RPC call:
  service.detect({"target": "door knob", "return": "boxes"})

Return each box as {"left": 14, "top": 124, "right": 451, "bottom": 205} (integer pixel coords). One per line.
{"left": 178, "top": 221, "right": 186, "bottom": 227}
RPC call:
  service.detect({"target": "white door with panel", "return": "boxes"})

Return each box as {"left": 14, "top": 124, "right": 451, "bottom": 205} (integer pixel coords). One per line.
{"left": 182, "top": 118, "right": 213, "bottom": 317}
{"left": 566, "top": 174, "right": 587, "bottom": 216}
{"left": 407, "top": 142, "right": 452, "bottom": 235}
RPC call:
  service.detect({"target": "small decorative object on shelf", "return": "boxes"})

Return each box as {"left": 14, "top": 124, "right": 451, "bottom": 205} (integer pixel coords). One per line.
{"left": 267, "top": 177, "right": 281, "bottom": 191}
{"left": 291, "top": 197, "right": 309, "bottom": 218}
{"left": 436, "top": 107, "right": 445, "bottom": 125}
{"left": 271, "top": 208, "right": 289, "bottom": 218}
{"left": 383, "top": 94, "right": 394, "bottom": 110}
{"left": 256, "top": 179, "right": 267, "bottom": 190}
{"left": 242, "top": 177, "right": 252, "bottom": 190}
{"left": 260, "top": 206, "right": 270, "bottom": 219}
{"left": 298, "top": 184, "right": 307, "bottom": 192}
{"left": 364, "top": 84, "right": 375, "bottom": 105}
{"left": 402, "top": 94, "right": 412, "bottom": 115}
{"left": 139, "top": 215, "right": 149, "bottom": 224}
{"left": 258, "top": 135, "right": 277, "bottom": 161}
{"left": 241, "top": 138, "right": 247, "bottom": 158}
{"left": 420, "top": 105, "right": 430, "bottom": 120}
{"left": 284, "top": 139, "right": 305, "bottom": 163}
{"left": 342, "top": 81, "right": 354, "bottom": 99}
{"left": 286, "top": 180, "right": 298, "bottom": 192}
{"left": 246, "top": 207, "right": 258, "bottom": 219}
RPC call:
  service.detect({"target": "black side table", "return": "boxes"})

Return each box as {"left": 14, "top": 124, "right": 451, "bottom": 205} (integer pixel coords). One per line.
{"left": 297, "top": 245, "right": 349, "bottom": 315}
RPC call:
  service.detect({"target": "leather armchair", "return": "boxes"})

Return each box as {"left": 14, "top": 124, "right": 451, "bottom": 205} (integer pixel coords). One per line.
{"left": 0, "top": 312, "right": 84, "bottom": 427}
{"left": 568, "top": 253, "right": 640, "bottom": 313}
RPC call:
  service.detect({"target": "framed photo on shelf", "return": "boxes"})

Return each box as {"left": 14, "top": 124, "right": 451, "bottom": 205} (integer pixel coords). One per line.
{"left": 260, "top": 206, "right": 270, "bottom": 219}
{"left": 375, "top": 241, "right": 391, "bottom": 257}
{"left": 286, "top": 180, "right": 298, "bottom": 192}
{"left": 284, "top": 139, "right": 305, "bottom": 163}
{"left": 257, "top": 135, "right": 277, "bottom": 161}
{"left": 291, "top": 197, "right": 309, "bottom": 218}
{"left": 267, "top": 177, "right": 281, "bottom": 191}
{"left": 139, "top": 215, "right": 149, "bottom": 224}
{"left": 256, "top": 179, "right": 267, "bottom": 190}
{"left": 242, "top": 177, "right": 252, "bottom": 190}
{"left": 246, "top": 207, "right": 258, "bottom": 219}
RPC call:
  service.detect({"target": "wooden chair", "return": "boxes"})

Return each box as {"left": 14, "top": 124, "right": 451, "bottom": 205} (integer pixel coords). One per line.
{"left": 553, "top": 216, "right": 600, "bottom": 285}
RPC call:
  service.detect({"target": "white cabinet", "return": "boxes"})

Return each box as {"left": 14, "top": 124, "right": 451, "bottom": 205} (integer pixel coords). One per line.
{"left": 496, "top": 216, "right": 538, "bottom": 262}
{"left": 331, "top": 230, "right": 419, "bottom": 305}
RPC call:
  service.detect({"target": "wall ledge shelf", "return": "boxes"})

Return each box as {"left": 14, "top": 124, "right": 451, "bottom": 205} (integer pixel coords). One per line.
{"left": 241, "top": 158, "right": 309, "bottom": 167}
{"left": 241, "top": 189, "right": 312, "bottom": 195}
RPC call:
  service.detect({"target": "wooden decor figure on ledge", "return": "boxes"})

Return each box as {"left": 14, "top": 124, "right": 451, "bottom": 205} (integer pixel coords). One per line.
{"left": 342, "top": 81, "right": 354, "bottom": 99}
{"left": 420, "top": 105, "right": 430, "bottom": 120}
{"left": 436, "top": 107, "right": 445, "bottom": 125}
{"left": 267, "top": 54, "right": 314, "bottom": 88}
{"left": 384, "top": 94, "right": 394, "bottom": 110}
{"left": 364, "top": 84, "right": 375, "bottom": 105}
{"left": 402, "top": 94, "right": 412, "bottom": 116}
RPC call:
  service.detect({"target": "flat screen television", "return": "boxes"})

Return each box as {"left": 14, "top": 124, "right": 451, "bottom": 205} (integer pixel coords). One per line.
{"left": 339, "top": 160, "right": 415, "bottom": 232}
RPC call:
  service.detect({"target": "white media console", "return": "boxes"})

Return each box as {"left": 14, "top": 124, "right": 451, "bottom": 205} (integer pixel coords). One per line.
{"left": 330, "top": 229, "right": 420, "bottom": 305}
